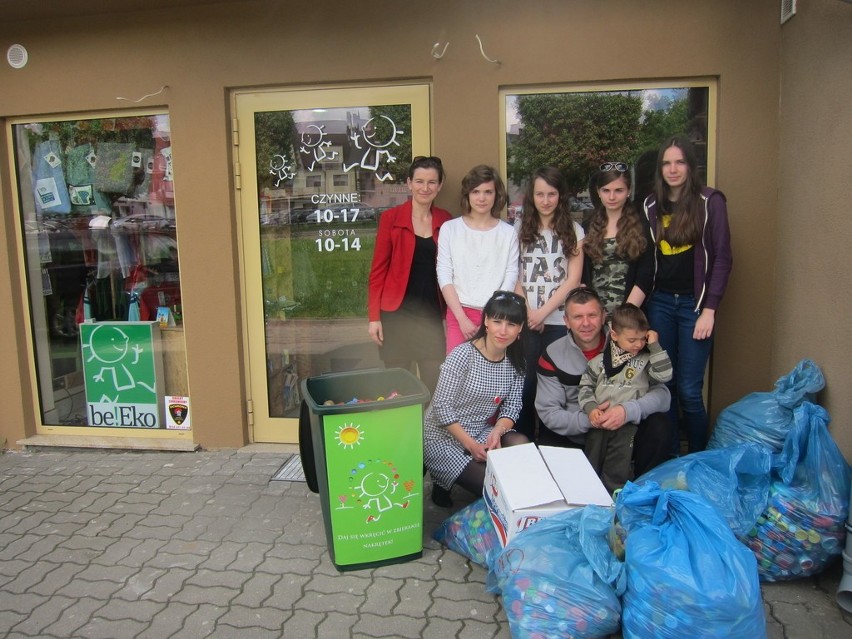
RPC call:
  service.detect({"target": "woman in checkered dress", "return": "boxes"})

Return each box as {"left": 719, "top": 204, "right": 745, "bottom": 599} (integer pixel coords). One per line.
{"left": 424, "top": 291, "right": 529, "bottom": 507}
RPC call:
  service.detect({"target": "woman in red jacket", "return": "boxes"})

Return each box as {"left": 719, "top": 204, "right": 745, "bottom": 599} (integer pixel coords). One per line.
{"left": 367, "top": 156, "right": 452, "bottom": 391}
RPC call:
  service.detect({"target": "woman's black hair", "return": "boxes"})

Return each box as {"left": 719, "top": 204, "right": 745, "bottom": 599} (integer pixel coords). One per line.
{"left": 471, "top": 290, "right": 527, "bottom": 374}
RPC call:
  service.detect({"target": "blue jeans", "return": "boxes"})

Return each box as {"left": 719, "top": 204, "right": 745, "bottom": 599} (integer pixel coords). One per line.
{"left": 515, "top": 324, "right": 567, "bottom": 439}
{"left": 646, "top": 291, "right": 714, "bottom": 454}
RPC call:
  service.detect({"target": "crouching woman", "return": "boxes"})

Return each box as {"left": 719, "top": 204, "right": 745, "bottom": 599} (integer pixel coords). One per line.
{"left": 424, "top": 290, "right": 530, "bottom": 507}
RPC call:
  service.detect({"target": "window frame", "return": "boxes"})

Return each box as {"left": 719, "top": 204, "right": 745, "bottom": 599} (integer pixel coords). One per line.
{"left": 5, "top": 108, "right": 192, "bottom": 441}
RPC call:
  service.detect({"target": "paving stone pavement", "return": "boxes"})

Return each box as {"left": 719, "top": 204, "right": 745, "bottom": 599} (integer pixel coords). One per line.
{"left": 0, "top": 448, "right": 850, "bottom": 639}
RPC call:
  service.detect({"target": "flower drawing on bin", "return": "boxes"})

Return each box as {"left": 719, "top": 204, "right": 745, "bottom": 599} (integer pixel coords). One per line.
{"left": 341, "top": 459, "right": 419, "bottom": 523}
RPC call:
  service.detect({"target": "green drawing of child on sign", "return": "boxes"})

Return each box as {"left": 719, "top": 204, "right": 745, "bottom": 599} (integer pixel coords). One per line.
{"left": 80, "top": 322, "right": 163, "bottom": 428}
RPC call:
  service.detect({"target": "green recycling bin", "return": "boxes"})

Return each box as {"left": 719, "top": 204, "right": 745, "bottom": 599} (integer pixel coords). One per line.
{"left": 301, "top": 368, "right": 430, "bottom": 571}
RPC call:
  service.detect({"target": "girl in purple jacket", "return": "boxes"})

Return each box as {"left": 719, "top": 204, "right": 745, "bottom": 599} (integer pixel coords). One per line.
{"left": 643, "top": 136, "right": 732, "bottom": 454}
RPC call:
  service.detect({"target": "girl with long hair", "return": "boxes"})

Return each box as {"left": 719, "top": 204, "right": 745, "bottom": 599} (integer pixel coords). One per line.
{"left": 583, "top": 161, "right": 654, "bottom": 314}
{"left": 643, "top": 136, "right": 733, "bottom": 454}
{"left": 423, "top": 290, "right": 529, "bottom": 507}
{"left": 513, "top": 166, "right": 584, "bottom": 438}
{"left": 437, "top": 165, "right": 519, "bottom": 353}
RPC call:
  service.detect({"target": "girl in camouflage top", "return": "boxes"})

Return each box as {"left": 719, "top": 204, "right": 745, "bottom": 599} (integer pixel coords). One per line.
{"left": 583, "top": 163, "right": 654, "bottom": 315}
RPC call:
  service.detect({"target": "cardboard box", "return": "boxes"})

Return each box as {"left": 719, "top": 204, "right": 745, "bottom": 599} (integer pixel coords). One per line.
{"left": 483, "top": 443, "right": 613, "bottom": 546}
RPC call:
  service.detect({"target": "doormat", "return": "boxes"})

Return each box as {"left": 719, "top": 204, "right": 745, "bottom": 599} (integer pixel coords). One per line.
{"left": 271, "top": 455, "right": 306, "bottom": 482}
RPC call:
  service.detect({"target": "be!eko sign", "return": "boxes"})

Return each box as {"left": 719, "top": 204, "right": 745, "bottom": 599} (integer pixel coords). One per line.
{"left": 79, "top": 322, "right": 165, "bottom": 428}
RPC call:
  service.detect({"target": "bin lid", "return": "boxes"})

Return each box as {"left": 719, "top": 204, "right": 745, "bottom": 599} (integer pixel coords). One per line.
{"left": 301, "top": 367, "right": 430, "bottom": 414}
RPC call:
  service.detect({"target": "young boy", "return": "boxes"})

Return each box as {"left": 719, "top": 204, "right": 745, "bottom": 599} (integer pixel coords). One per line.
{"left": 578, "top": 303, "right": 673, "bottom": 494}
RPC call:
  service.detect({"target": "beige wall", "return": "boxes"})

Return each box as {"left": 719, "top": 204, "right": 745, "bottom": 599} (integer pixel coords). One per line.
{"left": 776, "top": 0, "right": 852, "bottom": 460}
{"left": 0, "top": 0, "right": 785, "bottom": 450}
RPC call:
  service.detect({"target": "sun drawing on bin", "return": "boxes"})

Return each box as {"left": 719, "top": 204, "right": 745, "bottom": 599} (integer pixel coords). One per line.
{"left": 336, "top": 423, "right": 364, "bottom": 449}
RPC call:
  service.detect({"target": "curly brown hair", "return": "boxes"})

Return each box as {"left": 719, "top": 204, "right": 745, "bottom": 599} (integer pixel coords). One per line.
{"left": 584, "top": 169, "right": 647, "bottom": 265}
{"left": 517, "top": 167, "right": 578, "bottom": 259}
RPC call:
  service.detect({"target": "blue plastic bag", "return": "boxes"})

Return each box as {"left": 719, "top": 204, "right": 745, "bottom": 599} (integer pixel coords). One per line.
{"left": 708, "top": 359, "right": 824, "bottom": 451}
{"left": 634, "top": 443, "right": 771, "bottom": 536}
{"left": 742, "top": 402, "right": 851, "bottom": 581}
{"left": 488, "top": 506, "right": 623, "bottom": 639}
{"left": 432, "top": 498, "right": 501, "bottom": 569}
{"left": 617, "top": 482, "right": 766, "bottom": 639}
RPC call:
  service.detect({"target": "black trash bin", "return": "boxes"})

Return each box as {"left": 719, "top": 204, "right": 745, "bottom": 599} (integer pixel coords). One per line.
{"left": 300, "top": 368, "right": 430, "bottom": 571}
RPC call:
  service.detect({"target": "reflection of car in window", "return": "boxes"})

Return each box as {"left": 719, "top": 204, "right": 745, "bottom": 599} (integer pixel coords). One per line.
{"left": 288, "top": 208, "right": 313, "bottom": 224}
{"left": 569, "top": 196, "right": 593, "bottom": 213}
{"left": 357, "top": 207, "right": 376, "bottom": 221}
{"left": 507, "top": 202, "right": 524, "bottom": 223}
{"left": 569, "top": 196, "right": 593, "bottom": 224}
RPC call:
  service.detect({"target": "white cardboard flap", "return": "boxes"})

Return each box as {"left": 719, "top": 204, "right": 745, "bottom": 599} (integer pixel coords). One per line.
{"left": 487, "top": 443, "right": 565, "bottom": 509}
{"left": 539, "top": 446, "right": 614, "bottom": 507}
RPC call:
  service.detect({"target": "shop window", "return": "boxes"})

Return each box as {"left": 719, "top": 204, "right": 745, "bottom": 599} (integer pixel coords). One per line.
{"left": 10, "top": 113, "right": 187, "bottom": 429}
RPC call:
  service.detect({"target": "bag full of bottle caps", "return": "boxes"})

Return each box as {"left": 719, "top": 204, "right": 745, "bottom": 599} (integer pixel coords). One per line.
{"left": 741, "top": 402, "right": 850, "bottom": 581}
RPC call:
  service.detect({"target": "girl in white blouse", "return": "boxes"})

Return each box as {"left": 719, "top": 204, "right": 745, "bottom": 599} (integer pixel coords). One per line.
{"left": 437, "top": 165, "right": 519, "bottom": 353}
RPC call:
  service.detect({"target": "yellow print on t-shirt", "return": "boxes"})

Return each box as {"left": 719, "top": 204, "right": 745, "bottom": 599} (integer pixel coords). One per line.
{"left": 659, "top": 215, "right": 693, "bottom": 256}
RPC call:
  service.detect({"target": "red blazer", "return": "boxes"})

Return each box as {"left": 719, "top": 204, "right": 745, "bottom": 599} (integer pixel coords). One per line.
{"left": 368, "top": 200, "right": 452, "bottom": 321}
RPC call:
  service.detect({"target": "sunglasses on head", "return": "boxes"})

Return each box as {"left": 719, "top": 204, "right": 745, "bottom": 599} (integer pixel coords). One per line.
{"left": 565, "top": 286, "right": 601, "bottom": 303}
{"left": 412, "top": 155, "right": 443, "bottom": 165}
{"left": 492, "top": 291, "right": 526, "bottom": 306}
{"left": 600, "top": 162, "right": 628, "bottom": 173}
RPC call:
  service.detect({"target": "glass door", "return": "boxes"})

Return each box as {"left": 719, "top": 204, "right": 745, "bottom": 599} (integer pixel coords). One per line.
{"left": 234, "top": 84, "right": 431, "bottom": 442}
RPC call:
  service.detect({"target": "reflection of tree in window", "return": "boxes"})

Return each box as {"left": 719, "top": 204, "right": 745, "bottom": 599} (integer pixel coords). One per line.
{"left": 507, "top": 88, "right": 709, "bottom": 198}
{"left": 254, "top": 111, "right": 298, "bottom": 192}
{"left": 508, "top": 93, "right": 642, "bottom": 195}
{"left": 635, "top": 91, "right": 689, "bottom": 154}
